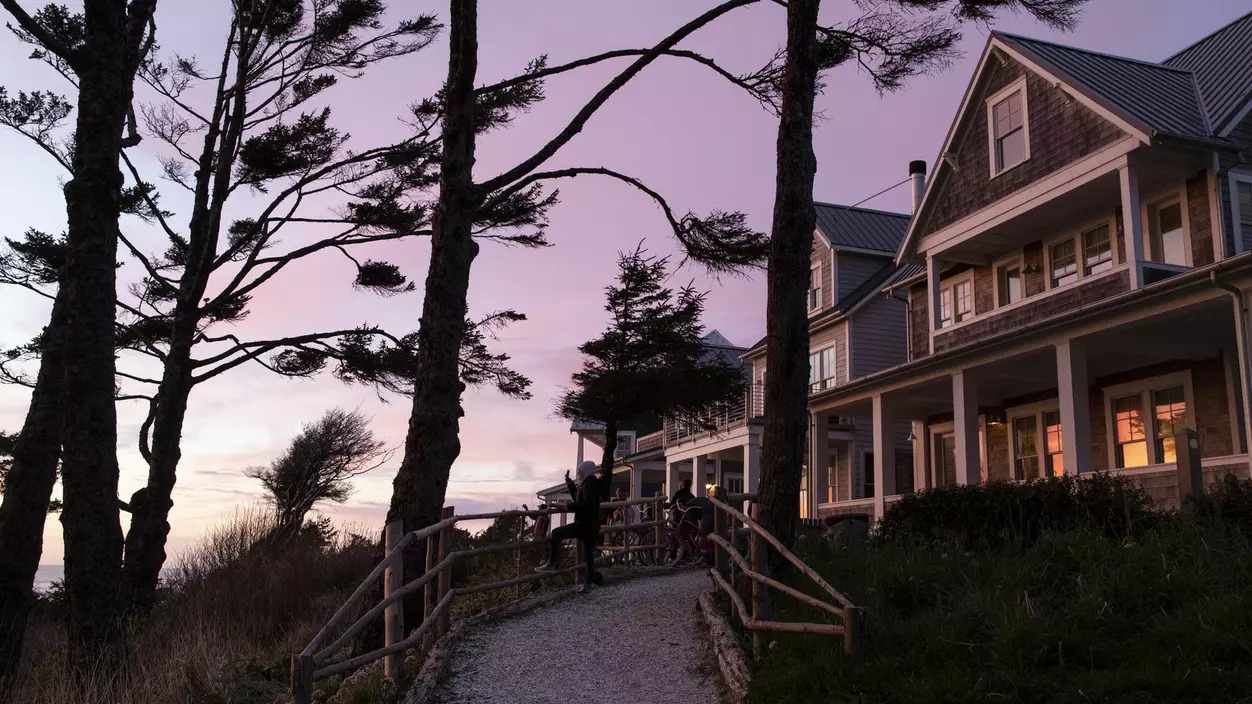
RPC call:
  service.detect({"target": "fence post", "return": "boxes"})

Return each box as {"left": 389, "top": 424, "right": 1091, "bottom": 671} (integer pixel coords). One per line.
{"left": 290, "top": 653, "right": 313, "bottom": 704}
{"left": 514, "top": 512, "right": 524, "bottom": 602}
{"left": 423, "top": 534, "right": 435, "bottom": 624}
{"left": 749, "top": 502, "right": 769, "bottom": 660}
{"left": 843, "top": 605, "right": 866, "bottom": 660}
{"left": 436, "top": 506, "right": 455, "bottom": 638}
{"left": 713, "top": 486, "right": 729, "bottom": 583}
{"left": 654, "top": 491, "right": 664, "bottom": 565}
{"left": 383, "top": 520, "right": 403, "bottom": 682}
{"left": 1175, "top": 428, "right": 1203, "bottom": 504}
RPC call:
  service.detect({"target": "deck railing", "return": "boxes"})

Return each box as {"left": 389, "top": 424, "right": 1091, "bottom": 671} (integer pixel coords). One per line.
{"left": 290, "top": 495, "right": 668, "bottom": 704}
{"left": 664, "top": 384, "right": 765, "bottom": 445}
{"left": 707, "top": 488, "right": 865, "bottom": 660}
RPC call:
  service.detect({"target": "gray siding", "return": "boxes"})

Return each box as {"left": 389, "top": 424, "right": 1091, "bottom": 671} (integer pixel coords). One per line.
{"left": 835, "top": 252, "right": 889, "bottom": 303}
{"left": 850, "top": 294, "right": 909, "bottom": 380}
{"left": 834, "top": 325, "right": 848, "bottom": 385}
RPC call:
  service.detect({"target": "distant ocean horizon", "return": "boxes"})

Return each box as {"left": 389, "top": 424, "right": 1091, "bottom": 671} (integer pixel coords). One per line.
{"left": 35, "top": 564, "right": 61, "bottom": 592}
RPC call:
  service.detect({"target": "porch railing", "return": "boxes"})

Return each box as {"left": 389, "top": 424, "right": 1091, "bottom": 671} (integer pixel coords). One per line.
{"left": 707, "top": 488, "right": 865, "bottom": 660}
{"left": 289, "top": 496, "right": 668, "bottom": 704}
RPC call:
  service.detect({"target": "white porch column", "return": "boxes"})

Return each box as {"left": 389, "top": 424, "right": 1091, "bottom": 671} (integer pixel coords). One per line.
{"left": 576, "top": 434, "right": 585, "bottom": 469}
{"left": 1056, "top": 340, "right": 1093, "bottom": 475}
{"left": 873, "top": 395, "right": 897, "bottom": 517}
{"left": 744, "top": 438, "right": 761, "bottom": 494}
{"left": 952, "top": 371, "right": 980, "bottom": 485}
{"left": 912, "top": 421, "right": 927, "bottom": 491}
{"left": 927, "top": 255, "right": 942, "bottom": 355}
{"left": 666, "top": 462, "right": 681, "bottom": 499}
{"left": 1228, "top": 292, "right": 1252, "bottom": 475}
{"left": 694, "top": 456, "right": 710, "bottom": 497}
{"left": 1119, "top": 163, "right": 1145, "bottom": 289}
{"left": 629, "top": 465, "right": 643, "bottom": 499}
{"left": 811, "top": 411, "right": 830, "bottom": 509}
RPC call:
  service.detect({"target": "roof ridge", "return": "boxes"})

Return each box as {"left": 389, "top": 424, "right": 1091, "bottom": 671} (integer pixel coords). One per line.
{"left": 812, "top": 201, "right": 910, "bottom": 218}
{"left": 1162, "top": 9, "right": 1252, "bottom": 64}
{"left": 995, "top": 31, "right": 1195, "bottom": 75}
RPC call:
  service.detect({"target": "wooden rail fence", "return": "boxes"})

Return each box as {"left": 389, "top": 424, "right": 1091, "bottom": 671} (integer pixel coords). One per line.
{"left": 290, "top": 495, "right": 668, "bottom": 704}
{"left": 708, "top": 488, "right": 865, "bottom": 660}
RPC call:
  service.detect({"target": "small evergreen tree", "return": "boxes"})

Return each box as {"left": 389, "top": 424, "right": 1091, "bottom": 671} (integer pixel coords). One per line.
{"left": 247, "top": 408, "right": 390, "bottom": 547}
{"left": 556, "top": 244, "right": 747, "bottom": 475}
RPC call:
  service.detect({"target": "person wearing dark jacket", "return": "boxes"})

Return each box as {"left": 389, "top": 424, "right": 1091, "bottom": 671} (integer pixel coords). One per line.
{"left": 535, "top": 461, "right": 603, "bottom": 592}
{"left": 670, "top": 478, "right": 695, "bottom": 508}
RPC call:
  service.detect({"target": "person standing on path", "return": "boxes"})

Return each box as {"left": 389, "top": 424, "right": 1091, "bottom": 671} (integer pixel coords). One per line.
{"left": 534, "top": 461, "right": 603, "bottom": 592}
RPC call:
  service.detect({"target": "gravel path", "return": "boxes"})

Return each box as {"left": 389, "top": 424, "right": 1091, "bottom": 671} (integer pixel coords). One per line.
{"left": 431, "top": 570, "right": 720, "bottom": 704}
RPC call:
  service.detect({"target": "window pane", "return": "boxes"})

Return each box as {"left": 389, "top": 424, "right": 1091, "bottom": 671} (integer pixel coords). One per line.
{"left": 939, "top": 434, "right": 957, "bottom": 488}
{"left": 997, "top": 129, "right": 1026, "bottom": 171}
{"left": 821, "top": 348, "right": 835, "bottom": 389}
{"left": 1051, "top": 239, "right": 1077, "bottom": 287}
{"left": 809, "top": 352, "right": 821, "bottom": 390}
{"left": 1014, "top": 416, "right": 1039, "bottom": 479}
{"left": 1113, "top": 394, "right": 1148, "bottom": 468}
{"left": 998, "top": 266, "right": 1021, "bottom": 306}
{"left": 954, "top": 281, "right": 972, "bottom": 322}
{"left": 1150, "top": 201, "right": 1186, "bottom": 266}
{"left": 1044, "top": 410, "right": 1064, "bottom": 477}
{"left": 1239, "top": 182, "right": 1252, "bottom": 231}
{"left": 1083, "top": 224, "right": 1112, "bottom": 275}
{"left": 1153, "top": 386, "right": 1187, "bottom": 464}
{"left": 939, "top": 288, "right": 952, "bottom": 329}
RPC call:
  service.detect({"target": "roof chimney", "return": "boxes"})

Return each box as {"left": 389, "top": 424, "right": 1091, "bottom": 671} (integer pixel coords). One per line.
{"left": 909, "top": 160, "right": 927, "bottom": 214}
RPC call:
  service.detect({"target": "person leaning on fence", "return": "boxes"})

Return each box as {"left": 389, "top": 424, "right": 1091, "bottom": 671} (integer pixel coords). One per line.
{"left": 535, "top": 461, "right": 603, "bottom": 593}
{"left": 529, "top": 503, "right": 551, "bottom": 542}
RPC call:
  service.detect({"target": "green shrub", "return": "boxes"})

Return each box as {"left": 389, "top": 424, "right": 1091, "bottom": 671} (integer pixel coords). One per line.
{"left": 1188, "top": 474, "right": 1252, "bottom": 532}
{"left": 874, "top": 473, "right": 1159, "bottom": 550}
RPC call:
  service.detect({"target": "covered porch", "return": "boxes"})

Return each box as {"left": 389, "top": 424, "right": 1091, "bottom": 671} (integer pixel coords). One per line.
{"left": 812, "top": 268, "right": 1252, "bottom": 514}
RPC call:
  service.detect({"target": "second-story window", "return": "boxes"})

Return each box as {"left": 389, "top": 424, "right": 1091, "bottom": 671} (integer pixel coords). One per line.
{"left": 808, "top": 265, "right": 822, "bottom": 312}
{"left": 938, "top": 288, "right": 952, "bottom": 329}
{"left": 953, "top": 280, "right": 972, "bottom": 323}
{"left": 996, "top": 259, "right": 1022, "bottom": 307}
{"left": 1083, "top": 224, "right": 1113, "bottom": 275}
{"left": 987, "top": 77, "right": 1029, "bottom": 177}
{"left": 1050, "top": 239, "right": 1078, "bottom": 287}
{"left": 808, "top": 347, "right": 836, "bottom": 392}
{"left": 1147, "top": 198, "right": 1187, "bottom": 267}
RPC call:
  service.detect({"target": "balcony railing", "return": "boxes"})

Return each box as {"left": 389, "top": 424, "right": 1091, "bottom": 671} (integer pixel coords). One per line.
{"left": 664, "top": 383, "right": 765, "bottom": 445}
{"left": 636, "top": 431, "right": 665, "bottom": 453}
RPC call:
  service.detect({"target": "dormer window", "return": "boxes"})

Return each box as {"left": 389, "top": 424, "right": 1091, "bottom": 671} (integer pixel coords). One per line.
{"left": 986, "top": 77, "right": 1030, "bottom": 177}
{"left": 809, "top": 265, "right": 822, "bottom": 312}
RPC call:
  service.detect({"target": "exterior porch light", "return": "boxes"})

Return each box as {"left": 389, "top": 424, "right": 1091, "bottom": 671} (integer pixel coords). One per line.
{"left": 985, "top": 408, "right": 1007, "bottom": 426}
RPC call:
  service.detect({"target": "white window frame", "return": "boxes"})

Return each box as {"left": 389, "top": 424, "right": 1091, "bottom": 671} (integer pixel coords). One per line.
{"left": 929, "top": 422, "right": 956, "bottom": 489}
{"left": 1141, "top": 184, "right": 1193, "bottom": 268}
{"left": 994, "top": 253, "right": 1024, "bottom": 308}
{"left": 1006, "top": 401, "right": 1063, "bottom": 480}
{"left": 1101, "top": 370, "right": 1195, "bottom": 472}
{"left": 809, "top": 264, "right": 823, "bottom": 312}
{"left": 986, "top": 76, "right": 1031, "bottom": 178}
{"left": 1043, "top": 213, "right": 1121, "bottom": 292}
{"left": 808, "top": 346, "right": 837, "bottom": 393}
{"left": 936, "top": 270, "right": 974, "bottom": 330}
{"left": 1228, "top": 170, "right": 1252, "bottom": 254}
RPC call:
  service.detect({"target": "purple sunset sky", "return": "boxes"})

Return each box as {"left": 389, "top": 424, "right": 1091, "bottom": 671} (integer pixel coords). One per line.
{"left": 1, "top": 0, "right": 1246, "bottom": 565}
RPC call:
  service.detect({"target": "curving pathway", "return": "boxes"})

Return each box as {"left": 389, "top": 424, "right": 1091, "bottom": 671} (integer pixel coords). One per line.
{"left": 430, "top": 570, "right": 721, "bottom": 704}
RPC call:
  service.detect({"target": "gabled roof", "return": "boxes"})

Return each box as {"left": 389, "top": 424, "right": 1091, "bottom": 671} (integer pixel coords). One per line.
{"left": 814, "top": 203, "right": 910, "bottom": 254}
{"left": 998, "top": 32, "right": 1211, "bottom": 140}
{"left": 1163, "top": 10, "right": 1252, "bottom": 136}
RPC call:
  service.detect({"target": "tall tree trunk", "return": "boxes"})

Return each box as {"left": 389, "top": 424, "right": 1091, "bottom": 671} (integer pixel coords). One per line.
{"left": 387, "top": 0, "right": 480, "bottom": 633}
{"left": 0, "top": 292, "right": 67, "bottom": 681}
{"left": 119, "top": 329, "right": 195, "bottom": 613}
{"left": 758, "top": 0, "right": 821, "bottom": 553}
{"left": 58, "top": 0, "right": 138, "bottom": 669}
{"left": 599, "top": 418, "right": 618, "bottom": 477}
{"left": 121, "top": 30, "right": 245, "bottom": 612}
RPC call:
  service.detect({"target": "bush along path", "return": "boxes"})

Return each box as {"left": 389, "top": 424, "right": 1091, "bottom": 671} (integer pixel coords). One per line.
{"left": 429, "top": 570, "right": 720, "bottom": 704}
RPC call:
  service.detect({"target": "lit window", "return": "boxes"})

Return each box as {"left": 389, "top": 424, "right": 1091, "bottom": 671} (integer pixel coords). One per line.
{"left": 1083, "top": 224, "right": 1112, "bottom": 275}
{"left": 1050, "top": 239, "right": 1077, "bottom": 288}
{"left": 997, "top": 263, "right": 1022, "bottom": 306}
{"left": 1043, "top": 410, "right": 1064, "bottom": 476}
{"left": 1153, "top": 386, "right": 1187, "bottom": 464}
{"left": 827, "top": 447, "right": 839, "bottom": 503}
{"left": 1148, "top": 200, "right": 1186, "bottom": 266}
{"left": 1112, "top": 394, "right": 1148, "bottom": 468}
{"left": 991, "top": 89, "right": 1027, "bottom": 173}
{"left": 953, "top": 280, "right": 972, "bottom": 323}
{"left": 1013, "top": 416, "right": 1040, "bottom": 479}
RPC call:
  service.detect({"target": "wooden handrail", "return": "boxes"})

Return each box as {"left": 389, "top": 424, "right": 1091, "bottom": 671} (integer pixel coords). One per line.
{"left": 293, "top": 495, "right": 671, "bottom": 703}
{"left": 706, "top": 534, "right": 846, "bottom": 620}
{"left": 708, "top": 495, "right": 854, "bottom": 609}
